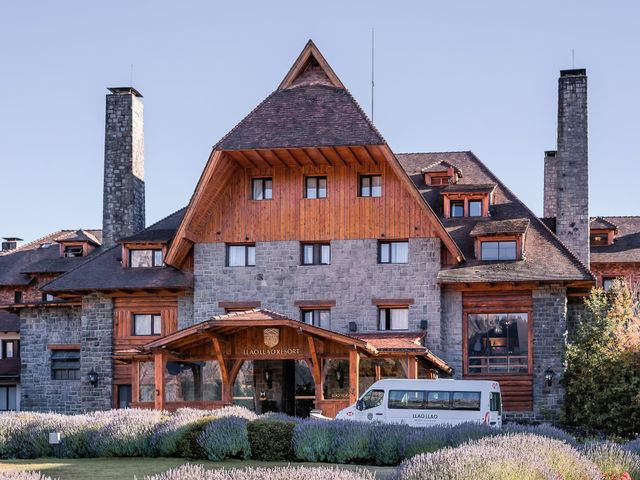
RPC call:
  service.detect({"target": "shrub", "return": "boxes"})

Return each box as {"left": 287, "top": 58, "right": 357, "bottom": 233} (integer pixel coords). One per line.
{"left": 581, "top": 441, "right": 640, "bottom": 479}
{"left": 150, "top": 408, "right": 217, "bottom": 456}
{"left": 393, "top": 433, "right": 601, "bottom": 480}
{"left": 292, "top": 418, "right": 333, "bottom": 462}
{"left": 198, "top": 416, "right": 251, "bottom": 461}
{"left": 400, "top": 422, "right": 497, "bottom": 459}
{"left": 369, "top": 423, "right": 412, "bottom": 465}
{"left": 247, "top": 419, "right": 296, "bottom": 461}
{"left": 505, "top": 422, "right": 577, "bottom": 445}
{"left": 175, "top": 416, "right": 218, "bottom": 459}
{"left": 623, "top": 437, "right": 640, "bottom": 455}
{"left": 92, "top": 409, "right": 164, "bottom": 457}
{"left": 332, "top": 420, "right": 372, "bottom": 464}
{"left": 144, "top": 464, "right": 375, "bottom": 480}
{"left": 563, "top": 280, "right": 640, "bottom": 437}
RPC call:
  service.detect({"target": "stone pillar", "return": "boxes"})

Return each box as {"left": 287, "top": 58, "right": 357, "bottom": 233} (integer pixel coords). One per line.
{"left": 532, "top": 286, "right": 567, "bottom": 421}
{"left": 80, "top": 293, "right": 113, "bottom": 411}
{"left": 543, "top": 150, "right": 558, "bottom": 218}
{"left": 555, "top": 69, "right": 589, "bottom": 266}
{"left": 440, "top": 288, "right": 463, "bottom": 378}
{"left": 102, "top": 87, "right": 145, "bottom": 248}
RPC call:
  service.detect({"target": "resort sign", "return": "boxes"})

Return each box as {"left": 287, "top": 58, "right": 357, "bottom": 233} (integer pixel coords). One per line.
{"left": 240, "top": 328, "right": 302, "bottom": 356}
{"left": 263, "top": 328, "right": 279, "bottom": 348}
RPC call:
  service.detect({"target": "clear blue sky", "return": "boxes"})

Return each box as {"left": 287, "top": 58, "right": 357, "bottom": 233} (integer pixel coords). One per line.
{"left": 1, "top": 1, "right": 638, "bottom": 242}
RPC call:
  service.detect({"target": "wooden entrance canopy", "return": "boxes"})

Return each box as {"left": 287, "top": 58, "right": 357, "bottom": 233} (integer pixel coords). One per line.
{"left": 132, "top": 309, "right": 451, "bottom": 415}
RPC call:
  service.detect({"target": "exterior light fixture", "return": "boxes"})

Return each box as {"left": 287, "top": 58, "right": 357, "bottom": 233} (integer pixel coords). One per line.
{"left": 263, "top": 368, "right": 273, "bottom": 389}
{"left": 88, "top": 369, "right": 99, "bottom": 387}
{"left": 544, "top": 368, "right": 555, "bottom": 387}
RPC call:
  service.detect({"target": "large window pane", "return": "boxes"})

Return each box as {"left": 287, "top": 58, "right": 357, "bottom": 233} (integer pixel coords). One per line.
{"left": 390, "top": 309, "right": 409, "bottom": 330}
{"left": 317, "top": 177, "right": 327, "bottom": 198}
{"left": 392, "top": 242, "right": 408, "bottom": 263}
{"left": 165, "top": 360, "right": 222, "bottom": 402}
{"left": 452, "top": 391, "right": 481, "bottom": 410}
{"left": 481, "top": 241, "right": 516, "bottom": 261}
{"left": 371, "top": 175, "right": 382, "bottom": 197}
{"left": 228, "top": 245, "right": 246, "bottom": 266}
{"left": 320, "top": 244, "right": 331, "bottom": 264}
{"left": 323, "top": 359, "right": 349, "bottom": 400}
{"left": 233, "top": 361, "right": 255, "bottom": 411}
{"left": 451, "top": 201, "right": 464, "bottom": 217}
{"left": 264, "top": 179, "right": 273, "bottom": 199}
{"left": 134, "top": 315, "right": 151, "bottom": 335}
{"left": 139, "top": 362, "right": 155, "bottom": 402}
{"left": 303, "top": 245, "right": 314, "bottom": 265}
{"left": 360, "top": 176, "right": 371, "bottom": 197}
{"left": 305, "top": 177, "right": 317, "bottom": 199}
{"left": 426, "top": 391, "right": 450, "bottom": 409}
{"left": 499, "top": 241, "right": 516, "bottom": 260}
{"left": 388, "top": 390, "right": 425, "bottom": 409}
{"left": 252, "top": 179, "right": 264, "bottom": 200}
{"left": 130, "top": 250, "right": 153, "bottom": 268}
{"left": 379, "top": 243, "right": 390, "bottom": 263}
{"left": 467, "top": 312, "right": 529, "bottom": 374}
{"left": 247, "top": 246, "right": 256, "bottom": 266}
{"left": 7, "top": 386, "right": 16, "bottom": 411}
{"left": 481, "top": 242, "right": 500, "bottom": 260}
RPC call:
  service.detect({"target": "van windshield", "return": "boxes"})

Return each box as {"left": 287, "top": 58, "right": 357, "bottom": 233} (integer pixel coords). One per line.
{"left": 361, "top": 389, "right": 384, "bottom": 410}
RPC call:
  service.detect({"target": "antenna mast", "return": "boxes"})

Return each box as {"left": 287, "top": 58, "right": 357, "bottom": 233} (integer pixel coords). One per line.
{"left": 130, "top": 64, "right": 134, "bottom": 87}
{"left": 371, "top": 28, "right": 375, "bottom": 121}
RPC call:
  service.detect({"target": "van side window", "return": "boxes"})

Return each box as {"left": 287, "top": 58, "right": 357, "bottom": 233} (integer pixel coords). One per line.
{"left": 388, "top": 390, "right": 425, "bottom": 409}
{"left": 452, "top": 391, "right": 481, "bottom": 411}
{"left": 361, "top": 389, "right": 384, "bottom": 410}
{"left": 490, "top": 392, "right": 502, "bottom": 414}
{"left": 426, "top": 391, "right": 451, "bottom": 409}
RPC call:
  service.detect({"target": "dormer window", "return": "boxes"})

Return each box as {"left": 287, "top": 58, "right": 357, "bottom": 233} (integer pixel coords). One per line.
{"left": 64, "top": 245, "right": 84, "bottom": 257}
{"left": 470, "top": 219, "right": 529, "bottom": 262}
{"left": 129, "top": 249, "right": 164, "bottom": 268}
{"left": 441, "top": 185, "right": 495, "bottom": 219}
{"left": 422, "top": 162, "right": 462, "bottom": 187}
{"left": 589, "top": 218, "right": 617, "bottom": 247}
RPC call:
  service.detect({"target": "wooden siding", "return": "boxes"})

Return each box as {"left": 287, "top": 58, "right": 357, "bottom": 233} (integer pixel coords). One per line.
{"left": 462, "top": 290, "right": 534, "bottom": 412}
{"left": 192, "top": 161, "right": 437, "bottom": 243}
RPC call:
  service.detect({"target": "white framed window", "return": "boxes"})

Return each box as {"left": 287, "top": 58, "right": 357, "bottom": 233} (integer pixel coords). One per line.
{"left": 378, "top": 308, "right": 409, "bottom": 331}
{"left": 226, "top": 244, "right": 256, "bottom": 267}
{"left": 379, "top": 241, "right": 408, "bottom": 264}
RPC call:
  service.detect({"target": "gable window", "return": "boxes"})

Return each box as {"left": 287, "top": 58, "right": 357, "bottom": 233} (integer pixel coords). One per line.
{"left": 133, "top": 314, "right": 162, "bottom": 336}
{"left": 450, "top": 201, "right": 464, "bottom": 217}
{"left": 467, "top": 312, "right": 529, "bottom": 374}
{"left": 129, "top": 249, "right": 163, "bottom": 268}
{"left": 64, "top": 245, "right": 84, "bottom": 257}
{"left": 379, "top": 241, "right": 408, "bottom": 264}
{"left": 378, "top": 308, "right": 409, "bottom": 331}
{"left": 480, "top": 241, "right": 516, "bottom": 261}
{"left": 301, "top": 243, "right": 330, "bottom": 265}
{"left": 227, "top": 244, "right": 256, "bottom": 267}
{"left": 359, "top": 175, "right": 382, "bottom": 197}
{"left": 51, "top": 349, "right": 80, "bottom": 380}
{"left": 42, "top": 293, "right": 55, "bottom": 303}
{"left": 468, "top": 200, "right": 483, "bottom": 217}
{"left": 13, "top": 291, "right": 22, "bottom": 304}
{"left": 302, "top": 309, "right": 331, "bottom": 329}
{"left": 252, "top": 178, "right": 272, "bottom": 200}
{"left": 305, "top": 176, "right": 327, "bottom": 199}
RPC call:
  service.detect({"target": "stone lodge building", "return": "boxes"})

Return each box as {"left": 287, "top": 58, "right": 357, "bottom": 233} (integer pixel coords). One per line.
{"left": 1, "top": 41, "right": 638, "bottom": 420}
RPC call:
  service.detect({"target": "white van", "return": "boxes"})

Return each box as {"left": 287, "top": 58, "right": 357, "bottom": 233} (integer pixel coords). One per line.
{"left": 336, "top": 378, "right": 502, "bottom": 428}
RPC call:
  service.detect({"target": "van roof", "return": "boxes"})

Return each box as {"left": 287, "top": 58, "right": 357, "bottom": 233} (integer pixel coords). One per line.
{"left": 368, "top": 378, "right": 500, "bottom": 390}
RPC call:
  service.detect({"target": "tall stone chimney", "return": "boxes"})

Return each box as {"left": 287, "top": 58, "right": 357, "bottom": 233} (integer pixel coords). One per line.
{"left": 550, "top": 69, "right": 589, "bottom": 266}
{"left": 102, "top": 87, "right": 145, "bottom": 248}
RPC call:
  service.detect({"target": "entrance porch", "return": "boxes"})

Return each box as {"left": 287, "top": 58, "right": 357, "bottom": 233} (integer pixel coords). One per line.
{"left": 123, "top": 310, "right": 451, "bottom": 417}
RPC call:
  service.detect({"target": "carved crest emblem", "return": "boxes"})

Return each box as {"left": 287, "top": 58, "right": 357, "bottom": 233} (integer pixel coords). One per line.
{"left": 263, "top": 328, "right": 280, "bottom": 348}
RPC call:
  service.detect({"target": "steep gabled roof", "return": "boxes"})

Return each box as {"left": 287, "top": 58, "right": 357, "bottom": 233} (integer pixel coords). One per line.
{"left": 590, "top": 216, "right": 618, "bottom": 231}
{"left": 397, "top": 152, "right": 594, "bottom": 284}
{"left": 57, "top": 229, "right": 101, "bottom": 246}
{"left": 166, "top": 42, "right": 464, "bottom": 267}
{"left": 214, "top": 40, "right": 384, "bottom": 151}
{"left": 590, "top": 216, "right": 640, "bottom": 263}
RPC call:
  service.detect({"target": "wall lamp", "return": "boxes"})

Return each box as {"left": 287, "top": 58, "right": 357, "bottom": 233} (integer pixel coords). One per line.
{"left": 88, "top": 369, "right": 99, "bottom": 387}
{"left": 544, "top": 367, "right": 555, "bottom": 387}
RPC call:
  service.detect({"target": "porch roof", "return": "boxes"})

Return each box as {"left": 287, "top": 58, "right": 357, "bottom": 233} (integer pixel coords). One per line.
{"left": 138, "top": 309, "right": 452, "bottom": 373}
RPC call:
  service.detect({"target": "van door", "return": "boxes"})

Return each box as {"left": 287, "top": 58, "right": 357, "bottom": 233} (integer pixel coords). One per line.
{"left": 357, "top": 389, "right": 386, "bottom": 422}
{"left": 489, "top": 391, "right": 502, "bottom": 427}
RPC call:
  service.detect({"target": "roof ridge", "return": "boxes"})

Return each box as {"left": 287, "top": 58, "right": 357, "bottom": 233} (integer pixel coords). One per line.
{"left": 397, "top": 151, "right": 473, "bottom": 155}
{"left": 465, "top": 151, "right": 594, "bottom": 280}
{"left": 1, "top": 229, "right": 72, "bottom": 255}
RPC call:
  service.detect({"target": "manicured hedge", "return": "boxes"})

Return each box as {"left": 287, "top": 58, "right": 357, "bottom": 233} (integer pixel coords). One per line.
{"left": 247, "top": 419, "right": 296, "bottom": 461}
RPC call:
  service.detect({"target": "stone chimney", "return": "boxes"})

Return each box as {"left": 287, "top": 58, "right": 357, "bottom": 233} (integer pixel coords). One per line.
{"left": 547, "top": 69, "right": 589, "bottom": 266}
{"left": 543, "top": 150, "right": 558, "bottom": 218}
{"left": 1, "top": 237, "right": 23, "bottom": 252}
{"left": 102, "top": 87, "right": 145, "bottom": 249}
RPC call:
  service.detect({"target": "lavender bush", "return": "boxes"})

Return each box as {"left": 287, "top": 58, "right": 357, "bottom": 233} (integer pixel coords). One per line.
{"left": 292, "top": 418, "right": 333, "bottom": 462}
{"left": 0, "top": 472, "right": 57, "bottom": 480}
{"left": 504, "top": 422, "right": 578, "bottom": 445}
{"left": 581, "top": 441, "right": 640, "bottom": 478}
{"left": 143, "top": 464, "right": 375, "bottom": 480}
{"left": 623, "top": 437, "right": 640, "bottom": 455}
{"left": 393, "top": 433, "right": 602, "bottom": 480}
{"left": 197, "top": 416, "right": 251, "bottom": 461}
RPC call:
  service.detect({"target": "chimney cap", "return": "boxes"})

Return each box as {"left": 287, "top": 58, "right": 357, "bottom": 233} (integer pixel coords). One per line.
{"left": 107, "top": 87, "right": 143, "bottom": 98}
{"left": 2, "top": 237, "right": 23, "bottom": 242}
{"left": 544, "top": 150, "right": 557, "bottom": 157}
{"left": 560, "top": 68, "right": 586, "bottom": 77}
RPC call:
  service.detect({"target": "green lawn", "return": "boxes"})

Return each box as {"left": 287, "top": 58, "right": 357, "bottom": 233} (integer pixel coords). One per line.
{"left": 0, "top": 458, "right": 395, "bottom": 480}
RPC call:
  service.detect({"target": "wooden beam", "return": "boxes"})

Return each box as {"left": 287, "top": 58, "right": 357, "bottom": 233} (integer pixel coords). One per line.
{"left": 319, "top": 147, "right": 346, "bottom": 167}
{"left": 271, "top": 149, "right": 298, "bottom": 168}
{"left": 312, "top": 147, "right": 333, "bottom": 167}
{"left": 364, "top": 145, "right": 381, "bottom": 166}
{"left": 292, "top": 148, "right": 318, "bottom": 167}
{"left": 335, "top": 146, "right": 360, "bottom": 167}
{"left": 407, "top": 356, "right": 418, "bottom": 379}
{"left": 211, "top": 337, "right": 229, "bottom": 385}
{"left": 246, "top": 149, "right": 273, "bottom": 168}
{"left": 350, "top": 146, "right": 372, "bottom": 166}
{"left": 154, "top": 351, "right": 166, "bottom": 411}
{"left": 305, "top": 148, "right": 331, "bottom": 166}
{"left": 307, "top": 337, "right": 321, "bottom": 385}
{"left": 349, "top": 349, "right": 360, "bottom": 404}
{"left": 235, "top": 150, "right": 258, "bottom": 169}
{"left": 255, "top": 149, "right": 285, "bottom": 168}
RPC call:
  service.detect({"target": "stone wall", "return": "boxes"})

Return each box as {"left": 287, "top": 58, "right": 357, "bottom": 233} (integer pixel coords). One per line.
{"left": 193, "top": 239, "right": 441, "bottom": 350}
{"left": 177, "top": 293, "right": 194, "bottom": 330}
{"left": 102, "top": 89, "right": 145, "bottom": 248}
{"left": 80, "top": 294, "right": 113, "bottom": 411}
{"left": 531, "top": 286, "right": 567, "bottom": 421}
{"left": 20, "top": 306, "right": 82, "bottom": 413}
{"left": 440, "top": 287, "right": 462, "bottom": 378}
